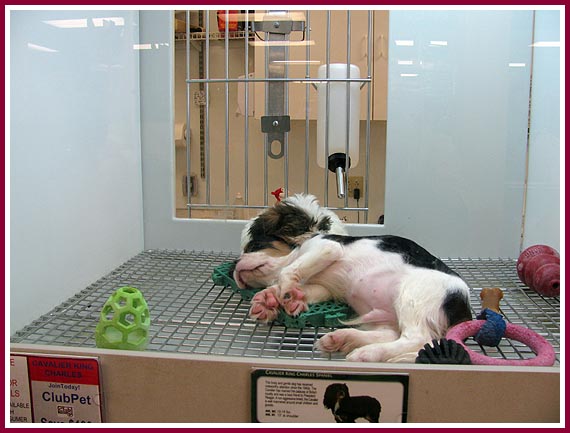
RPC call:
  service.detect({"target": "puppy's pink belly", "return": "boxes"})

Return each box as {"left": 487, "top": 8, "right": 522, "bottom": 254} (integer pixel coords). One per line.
{"left": 346, "top": 273, "right": 400, "bottom": 322}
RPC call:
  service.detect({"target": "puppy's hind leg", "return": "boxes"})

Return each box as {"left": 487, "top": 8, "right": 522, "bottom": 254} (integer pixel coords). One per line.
{"left": 347, "top": 270, "right": 468, "bottom": 362}
{"left": 345, "top": 326, "right": 431, "bottom": 362}
{"left": 345, "top": 297, "right": 448, "bottom": 362}
{"left": 317, "top": 326, "right": 399, "bottom": 354}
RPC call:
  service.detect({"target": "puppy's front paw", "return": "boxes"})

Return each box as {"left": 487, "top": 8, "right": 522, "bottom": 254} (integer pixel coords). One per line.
{"left": 249, "top": 287, "right": 280, "bottom": 323}
{"left": 280, "top": 286, "right": 308, "bottom": 317}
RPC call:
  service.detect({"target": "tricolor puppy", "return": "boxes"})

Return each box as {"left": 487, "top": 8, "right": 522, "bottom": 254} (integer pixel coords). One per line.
{"left": 323, "top": 383, "right": 381, "bottom": 423}
{"left": 234, "top": 195, "right": 472, "bottom": 363}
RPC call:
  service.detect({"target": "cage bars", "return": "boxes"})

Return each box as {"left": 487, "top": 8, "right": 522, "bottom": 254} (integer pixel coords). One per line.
{"left": 183, "top": 10, "right": 372, "bottom": 220}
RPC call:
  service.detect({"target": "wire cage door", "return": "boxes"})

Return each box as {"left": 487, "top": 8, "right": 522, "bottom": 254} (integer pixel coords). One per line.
{"left": 174, "top": 10, "right": 388, "bottom": 224}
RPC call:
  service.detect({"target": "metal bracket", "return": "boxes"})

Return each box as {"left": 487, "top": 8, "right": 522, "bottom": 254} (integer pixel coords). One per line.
{"left": 254, "top": 13, "right": 305, "bottom": 159}
{"left": 251, "top": 19, "right": 305, "bottom": 35}
{"left": 261, "top": 115, "right": 290, "bottom": 133}
{"left": 261, "top": 115, "right": 290, "bottom": 158}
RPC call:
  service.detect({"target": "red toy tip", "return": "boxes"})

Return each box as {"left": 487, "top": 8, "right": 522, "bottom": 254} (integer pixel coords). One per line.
{"left": 271, "top": 187, "right": 284, "bottom": 202}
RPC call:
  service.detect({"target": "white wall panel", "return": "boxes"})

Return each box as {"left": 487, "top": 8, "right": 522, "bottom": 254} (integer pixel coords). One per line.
{"left": 10, "top": 10, "right": 144, "bottom": 331}
{"left": 522, "top": 10, "right": 561, "bottom": 252}
{"left": 383, "top": 11, "right": 534, "bottom": 258}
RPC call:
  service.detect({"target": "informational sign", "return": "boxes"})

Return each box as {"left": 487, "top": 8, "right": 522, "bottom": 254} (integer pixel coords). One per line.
{"left": 252, "top": 369, "right": 408, "bottom": 423}
{"left": 9, "top": 355, "right": 33, "bottom": 423}
{"left": 9, "top": 354, "right": 103, "bottom": 423}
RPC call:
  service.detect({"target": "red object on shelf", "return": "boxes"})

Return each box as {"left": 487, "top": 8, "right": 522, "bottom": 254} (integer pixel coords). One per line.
{"left": 217, "top": 10, "right": 239, "bottom": 32}
{"left": 517, "top": 245, "right": 560, "bottom": 297}
{"left": 517, "top": 244, "right": 559, "bottom": 284}
{"left": 532, "top": 262, "right": 560, "bottom": 297}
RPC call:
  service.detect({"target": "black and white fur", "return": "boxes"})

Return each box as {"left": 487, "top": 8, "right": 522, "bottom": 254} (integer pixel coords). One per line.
{"left": 323, "top": 383, "right": 381, "bottom": 423}
{"left": 234, "top": 195, "right": 472, "bottom": 363}
{"left": 240, "top": 193, "right": 347, "bottom": 254}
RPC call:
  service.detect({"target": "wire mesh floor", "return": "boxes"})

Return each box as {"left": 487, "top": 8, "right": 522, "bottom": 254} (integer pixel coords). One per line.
{"left": 11, "top": 250, "right": 560, "bottom": 365}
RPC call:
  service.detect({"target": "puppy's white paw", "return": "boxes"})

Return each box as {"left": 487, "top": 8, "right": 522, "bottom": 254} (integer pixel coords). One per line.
{"left": 249, "top": 286, "right": 280, "bottom": 323}
{"left": 280, "top": 286, "right": 308, "bottom": 317}
{"left": 346, "top": 345, "right": 385, "bottom": 362}
{"left": 316, "top": 329, "right": 357, "bottom": 354}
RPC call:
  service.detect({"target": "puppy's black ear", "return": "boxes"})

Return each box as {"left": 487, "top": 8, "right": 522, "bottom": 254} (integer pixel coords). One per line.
{"left": 249, "top": 207, "right": 281, "bottom": 237}
{"left": 317, "top": 215, "right": 332, "bottom": 232}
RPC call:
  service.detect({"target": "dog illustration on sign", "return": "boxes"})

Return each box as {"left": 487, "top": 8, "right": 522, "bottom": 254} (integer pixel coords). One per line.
{"left": 323, "top": 383, "right": 381, "bottom": 423}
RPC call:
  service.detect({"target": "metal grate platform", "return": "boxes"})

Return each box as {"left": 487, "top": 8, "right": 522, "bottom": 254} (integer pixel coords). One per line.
{"left": 11, "top": 250, "right": 560, "bottom": 365}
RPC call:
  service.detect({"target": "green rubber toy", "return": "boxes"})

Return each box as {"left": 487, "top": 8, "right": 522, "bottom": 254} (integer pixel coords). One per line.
{"left": 95, "top": 286, "right": 150, "bottom": 350}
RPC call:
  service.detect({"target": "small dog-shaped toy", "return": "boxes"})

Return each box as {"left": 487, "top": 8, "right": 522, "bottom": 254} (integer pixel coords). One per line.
{"left": 323, "top": 383, "right": 381, "bottom": 423}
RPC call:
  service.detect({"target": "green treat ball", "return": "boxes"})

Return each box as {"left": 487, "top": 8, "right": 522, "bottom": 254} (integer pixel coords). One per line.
{"left": 95, "top": 286, "right": 150, "bottom": 350}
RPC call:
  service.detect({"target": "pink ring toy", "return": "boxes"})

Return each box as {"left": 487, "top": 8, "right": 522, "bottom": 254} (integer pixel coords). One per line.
{"left": 446, "top": 320, "right": 556, "bottom": 366}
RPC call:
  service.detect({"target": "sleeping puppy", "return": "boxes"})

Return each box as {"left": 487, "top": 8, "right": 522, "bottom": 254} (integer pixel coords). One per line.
{"left": 234, "top": 233, "right": 472, "bottom": 363}
{"left": 240, "top": 193, "right": 347, "bottom": 254}
{"left": 323, "top": 383, "right": 381, "bottom": 423}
